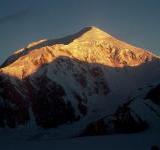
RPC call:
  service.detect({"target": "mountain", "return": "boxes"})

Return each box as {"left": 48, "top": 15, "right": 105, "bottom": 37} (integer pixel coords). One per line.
{"left": 0, "top": 26, "right": 160, "bottom": 136}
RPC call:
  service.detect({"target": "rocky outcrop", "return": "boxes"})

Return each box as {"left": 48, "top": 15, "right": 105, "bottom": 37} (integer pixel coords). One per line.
{"left": 82, "top": 103, "right": 148, "bottom": 136}
{"left": 145, "top": 84, "right": 160, "bottom": 105}
{"left": 0, "top": 26, "right": 159, "bottom": 130}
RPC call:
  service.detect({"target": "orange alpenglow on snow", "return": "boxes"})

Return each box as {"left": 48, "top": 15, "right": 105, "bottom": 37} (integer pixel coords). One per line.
{"left": 0, "top": 26, "right": 160, "bottom": 131}
{"left": 0, "top": 26, "right": 158, "bottom": 79}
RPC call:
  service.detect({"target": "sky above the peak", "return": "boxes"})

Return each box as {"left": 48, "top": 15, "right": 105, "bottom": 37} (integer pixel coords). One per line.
{"left": 0, "top": 0, "right": 160, "bottom": 64}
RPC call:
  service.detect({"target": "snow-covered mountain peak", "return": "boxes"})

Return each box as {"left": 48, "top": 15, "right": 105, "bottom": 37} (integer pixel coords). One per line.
{"left": 0, "top": 27, "right": 160, "bottom": 133}
{"left": 72, "top": 26, "right": 112, "bottom": 40}
{"left": 0, "top": 26, "right": 158, "bottom": 79}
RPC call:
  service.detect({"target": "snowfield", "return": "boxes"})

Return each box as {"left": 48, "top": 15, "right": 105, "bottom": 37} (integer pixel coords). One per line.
{"left": 0, "top": 27, "right": 160, "bottom": 150}
{"left": 0, "top": 128, "right": 159, "bottom": 150}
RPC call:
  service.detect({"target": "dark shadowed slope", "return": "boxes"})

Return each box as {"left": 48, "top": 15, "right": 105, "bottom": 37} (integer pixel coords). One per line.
{"left": 0, "top": 56, "right": 160, "bottom": 133}
{"left": 0, "top": 27, "right": 160, "bottom": 137}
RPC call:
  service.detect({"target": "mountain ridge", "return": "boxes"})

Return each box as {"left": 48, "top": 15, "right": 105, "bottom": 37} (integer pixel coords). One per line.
{"left": 0, "top": 26, "right": 159, "bottom": 79}
{"left": 0, "top": 26, "right": 160, "bottom": 136}
{"left": 1, "top": 26, "right": 158, "bottom": 69}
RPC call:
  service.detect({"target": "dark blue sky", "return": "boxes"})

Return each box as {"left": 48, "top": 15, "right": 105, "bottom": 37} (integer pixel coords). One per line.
{"left": 0, "top": 0, "right": 160, "bottom": 63}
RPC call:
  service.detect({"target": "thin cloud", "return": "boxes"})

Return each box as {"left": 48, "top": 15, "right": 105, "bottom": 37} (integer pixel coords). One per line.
{"left": 0, "top": 8, "right": 30, "bottom": 23}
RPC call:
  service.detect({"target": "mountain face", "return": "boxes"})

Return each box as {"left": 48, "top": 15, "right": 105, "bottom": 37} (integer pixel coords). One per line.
{"left": 0, "top": 26, "right": 160, "bottom": 135}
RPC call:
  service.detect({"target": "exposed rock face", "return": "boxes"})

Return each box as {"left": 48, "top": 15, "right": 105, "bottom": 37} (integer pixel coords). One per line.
{"left": 145, "top": 84, "right": 160, "bottom": 105}
{"left": 1, "top": 27, "right": 156, "bottom": 73}
{"left": 0, "top": 26, "right": 160, "bottom": 132}
{"left": 0, "top": 57, "right": 110, "bottom": 128}
{"left": 82, "top": 103, "right": 148, "bottom": 136}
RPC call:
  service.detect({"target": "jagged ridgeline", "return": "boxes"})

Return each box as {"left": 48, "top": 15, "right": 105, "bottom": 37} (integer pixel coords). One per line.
{"left": 0, "top": 27, "right": 160, "bottom": 135}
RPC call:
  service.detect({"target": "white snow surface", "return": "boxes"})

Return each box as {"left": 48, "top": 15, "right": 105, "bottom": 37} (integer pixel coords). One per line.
{"left": 0, "top": 27, "right": 160, "bottom": 149}
{"left": 0, "top": 79, "right": 160, "bottom": 150}
{"left": 0, "top": 127, "right": 159, "bottom": 150}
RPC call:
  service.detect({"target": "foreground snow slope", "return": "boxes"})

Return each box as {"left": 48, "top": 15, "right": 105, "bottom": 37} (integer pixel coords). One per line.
{"left": 0, "top": 27, "right": 160, "bottom": 140}
{"left": 0, "top": 127, "right": 159, "bottom": 150}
